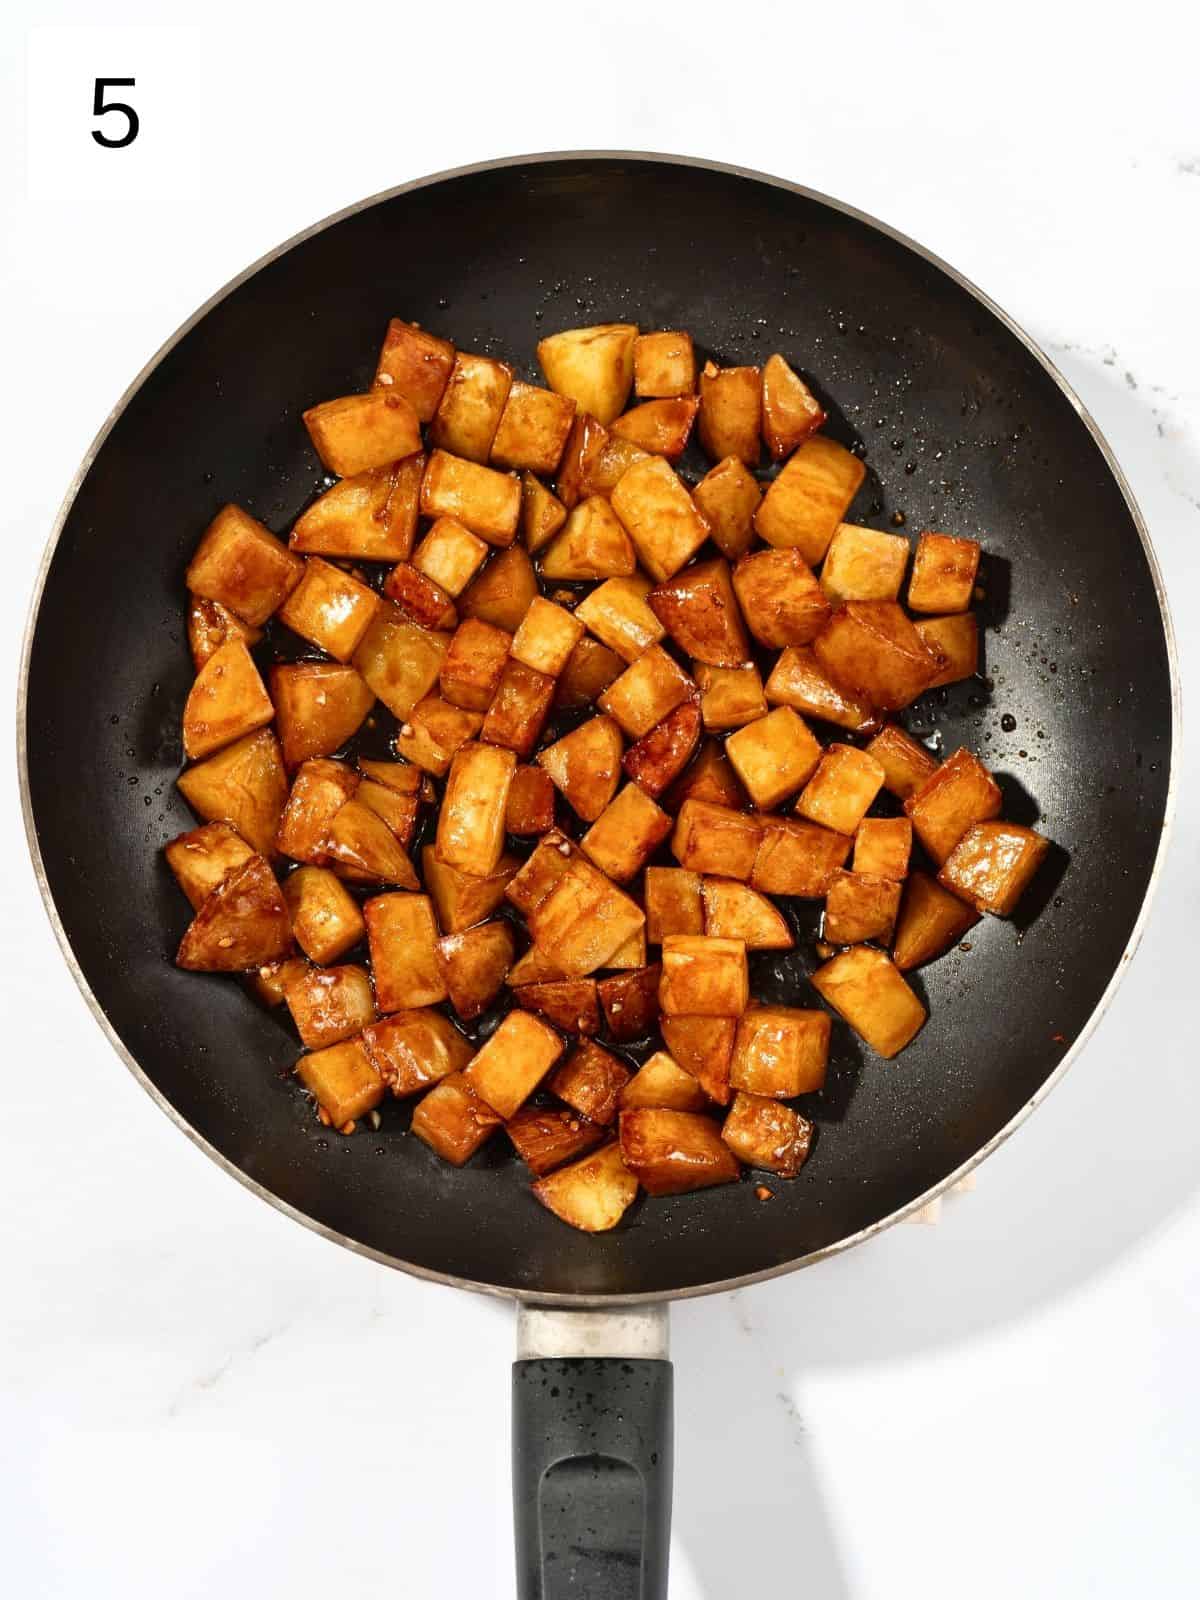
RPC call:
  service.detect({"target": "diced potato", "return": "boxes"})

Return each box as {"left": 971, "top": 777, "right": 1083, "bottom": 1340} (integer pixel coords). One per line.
{"left": 504, "top": 829, "right": 578, "bottom": 915}
{"left": 599, "top": 646, "right": 695, "bottom": 738}
{"left": 352, "top": 603, "right": 450, "bottom": 720}
{"left": 623, "top": 700, "right": 702, "bottom": 799}
{"left": 490, "top": 380, "right": 576, "bottom": 474}
{"left": 303, "top": 391, "right": 422, "bottom": 477}
{"left": 853, "top": 817, "right": 912, "bottom": 880}
{"left": 633, "top": 331, "right": 696, "bottom": 398}
{"left": 411, "top": 1072, "right": 502, "bottom": 1164}
{"left": 553, "top": 637, "right": 624, "bottom": 710}
{"left": 701, "top": 878, "right": 792, "bottom": 950}
{"left": 648, "top": 558, "right": 750, "bottom": 667}
{"left": 510, "top": 596, "right": 585, "bottom": 677}
{"left": 604, "top": 925, "right": 647, "bottom": 970}
{"left": 660, "top": 935, "right": 749, "bottom": 1016}
{"left": 323, "top": 798, "right": 419, "bottom": 887}
{"left": 892, "top": 871, "right": 981, "bottom": 970}
{"left": 166, "top": 821, "right": 256, "bottom": 909}
{"left": 611, "top": 396, "right": 699, "bottom": 459}
{"left": 820, "top": 523, "right": 910, "bottom": 604}
{"left": 521, "top": 472, "right": 568, "bottom": 554}
{"left": 290, "top": 456, "right": 424, "bottom": 562}
{"left": 506, "top": 945, "right": 567, "bottom": 986}
{"left": 619, "top": 1108, "right": 740, "bottom": 1196}
{"left": 373, "top": 318, "right": 455, "bottom": 419}
{"left": 555, "top": 412, "right": 609, "bottom": 509}
{"left": 597, "top": 964, "right": 662, "bottom": 1042}
{"left": 795, "top": 743, "right": 886, "bottom": 835}
{"left": 437, "top": 919, "right": 515, "bottom": 1020}
{"left": 764, "top": 645, "right": 876, "bottom": 732}
{"left": 580, "top": 783, "right": 672, "bottom": 883}
{"left": 698, "top": 362, "right": 761, "bottom": 465}
{"left": 823, "top": 869, "right": 902, "bottom": 945}
{"left": 755, "top": 436, "right": 866, "bottom": 564}
{"left": 381, "top": 562, "right": 458, "bottom": 632}
{"left": 813, "top": 600, "right": 941, "bottom": 711}
{"left": 270, "top": 663, "right": 375, "bottom": 768}
{"left": 459, "top": 543, "right": 538, "bottom": 631}
{"left": 540, "top": 496, "right": 636, "bottom": 580}
{"left": 914, "top": 613, "right": 979, "bottom": 687}
{"left": 750, "top": 817, "right": 851, "bottom": 897}
{"left": 533, "top": 1141, "right": 639, "bottom": 1232}
{"left": 508, "top": 1108, "right": 605, "bottom": 1177}
{"left": 585, "top": 431, "right": 650, "bottom": 499}
{"left": 463, "top": 1008, "right": 565, "bottom": 1119}
{"left": 356, "top": 755, "right": 423, "bottom": 794}
{"left": 722, "top": 1092, "right": 813, "bottom": 1176}
{"left": 187, "top": 595, "right": 262, "bottom": 671}
{"left": 692, "top": 457, "right": 761, "bottom": 560}
{"left": 435, "top": 742, "right": 517, "bottom": 877}
{"left": 761, "top": 354, "right": 826, "bottom": 459}
{"left": 412, "top": 517, "right": 488, "bottom": 598}
{"left": 575, "top": 575, "right": 665, "bottom": 663}
{"left": 428, "top": 352, "right": 513, "bottom": 463}
{"left": 278, "top": 558, "right": 381, "bottom": 662}
{"left": 276, "top": 758, "right": 359, "bottom": 863}
{"left": 725, "top": 707, "right": 822, "bottom": 810}
{"left": 645, "top": 867, "right": 704, "bottom": 943}
{"left": 537, "top": 716, "right": 624, "bottom": 822}
{"left": 663, "top": 739, "right": 747, "bottom": 813}
{"left": 365, "top": 892, "right": 445, "bottom": 1011}
{"left": 865, "top": 723, "right": 939, "bottom": 800}
{"left": 284, "top": 962, "right": 376, "bottom": 1049}
{"left": 392, "top": 695, "right": 482, "bottom": 777}
{"left": 247, "top": 954, "right": 307, "bottom": 1008}
{"left": 672, "top": 799, "right": 763, "bottom": 881}
{"left": 549, "top": 1040, "right": 631, "bottom": 1125}
{"left": 620, "top": 1051, "right": 710, "bottom": 1112}
{"left": 296, "top": 1038, "right": 384, "bottom": 1129}
{"left": 362, "top": 1007, "right": 474, "bottom": 1096}
{"left": 480, "top": 660, "right": 555, "bottom": 756}
{"left": 438, "top": 618, "right": 512, "bottom": 711}
{"left": 907, "top": 530, "right": 981, "bottom": 614}
{"left": 282, "top": 865, "right": 365, "bottom": 963}
{"left": 610, "top": 456, "right": 710, "bottom": 581}
{"left": 182, "top": 639, "right": 274, "bottom": 761}
{"left": 513, "top": 977, "right": 600, "bottom": 1035}
{"left": 356, "top": 778, "right": 420, "bottom": 848}
{"left": 904, "top": 747, "right": 1003, "bottom": 864}
{"left": 810, "top": 945, "right": 927, "bottom": 1058}
{"left": 537, "top": 323, "right": 638, "bottom": 424}
{"left": 186, "top": 504, "right": 303, "bottom": 626}
{"left": 527, "top": 856, "right": 646, "bottom": 977}
{"left": 938, "top": 821, "right": 1051, "bottom": 915}
{"left": 177, "top": 728, "right": 288, "bottom": 857}
{"left": 505, "top": 764, "right": 555, "bottom": 835}
{"left": 420, "top": 449, "right": 521, "bottom": 545}
{"left": 696, "top": 664, "right": 768, "bottom": 732}
{"left": 729, "top": 1004, "right": 830, "bottom": 1096}
{"left": 176, "top": 854, "right": 292, "bottom": 971}
{"left": 732, "top": 548, "right": 831, "bottom": 651}
{"left": 659, "top": 1014, "right": 735, "bottom": 1104}
{"left": 422, "top": 843, "right": 518, "bottom": 933}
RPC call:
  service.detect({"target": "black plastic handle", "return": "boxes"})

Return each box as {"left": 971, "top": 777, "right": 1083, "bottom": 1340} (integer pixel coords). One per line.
{"left": 512, "top": 1356, "right": 673, "bottom": 1599}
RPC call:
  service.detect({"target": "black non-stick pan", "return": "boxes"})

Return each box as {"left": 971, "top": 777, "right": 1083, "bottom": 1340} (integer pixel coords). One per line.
{"left": 19, "top": 154, "right": 1177, "bottom": 1598}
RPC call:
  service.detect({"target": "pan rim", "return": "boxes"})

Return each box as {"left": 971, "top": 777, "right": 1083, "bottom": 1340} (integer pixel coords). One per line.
{"left": 16, "top": 149, "right": 1182, "bottom": 1308}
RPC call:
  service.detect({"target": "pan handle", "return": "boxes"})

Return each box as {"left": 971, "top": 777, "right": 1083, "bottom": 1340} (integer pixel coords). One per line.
{"left": 513, "top": 1304, "right": 672, "bottom": 1600}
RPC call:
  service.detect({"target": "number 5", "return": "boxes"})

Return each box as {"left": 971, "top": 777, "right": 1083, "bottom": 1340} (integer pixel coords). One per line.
{"left": 92, "top": 79, "right": 139, "bottom": 148}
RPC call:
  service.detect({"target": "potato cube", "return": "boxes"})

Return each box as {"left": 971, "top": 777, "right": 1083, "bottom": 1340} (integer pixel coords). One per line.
{"left": 463, "top": 1008, "right": 564, "bottom": 1119}
{"left": 166, "top": 821, "right": 256, "bottom": 909}
{"left": 490, "top": 380, "right": 576, "bottom": 474}
{"left": 187, "top": 595, "right": 262, "bottom": 671}
{"left": 610, "top": 456, "right": 710, "bottom": 581}
{"left": 284, "top": 962, "right": 376, "bottom": 1049}
{"left": 633, "top": 331, "right": 696, "bottom": 398}
{"left": 620, "top": 1051, "right": 710, "bottom": 1112}
{"left": 176, "top": 855, "right": 292, "bottom": 972}
{"left": 696, "top": 664, "right": 767, "bottom": 732}
{"left": 352, "top": 603, "right": 450, "bottom": 720}
{"left": 459, "top": 547, "right": 538, "bottom": 636}
{"left": 411, "top": 1072, "right": 502, "bottom": 1165}
{"left": 480, "top": 660, "right": 555, "bottom": 756}
{"left": 504, "top": 829, "right": 579, "bottom": 915}
{"left": 537, "top": 715, "right": 624, "bottom": 821}
{"left": 761, "top": 354, "right": 826, "bottom": 459}
{"left": 659, "top": 1014, "right": 735, "bottom": 1104}
{"left": 820, "top": 523, "right": 910, "bottom": 604}
{"left": 810, "top": 946, "right": 926, "bottom": 1058}
{"left": 623, "top": 700, "right": 702, "bottom": 799}
{"left": 671, "top": 799, "right": 763, "bottom": 880}
{"left": 575, "top": 575, "right": 665, "bottom": 663}
{"left": 904, "top": 747, "right": 1002, "bottom": 864}
{"left": 914, "top": 613, "right": 979, "bottom": 687}
{"left": 580, "top": 784, "right": 672, "bottom": 883}
{"left": 730, "top": 1005, "right": 830, "bottom": 1097}
{"left": 892, "top": 871, "right": 981, "bottom": 970}
{"left": 597, "top": 964, "right": 662, "bottom": 1042}
{"left": 182, "top": 639, "right": 274, "bottom": 761}
{"left": 504, "top": 948, "right": 566, "bottom": 986}
{"left": 303, "top": 391, "right": 421, "bottom": 478}
{"left": 554, "top": 637, "right": 624, "bottom": 710}
{"left": 938, "top": 821, "right": 1051, "bottom": 916}
{"left": 296, "top": 1038, "right": 383, "bottom": 1129}
{"left": 436, "top": 618, "right": 511, "bottom": 712}
{"left": 323, "top": 798, "right": 419, "bottom": 887}
{"left": 611, "top": 396, "right": 699, "bottom": 460}
{"left": 853, "top": 817, "right": 912, "bottom": 880}
{"left": 177, "top": 728, "right": 288, "bottom": 858}
{"left": 660, "top": 935, "right": 748, "bottom": 1016}
{"left": 435, "top": 742, "right": 517, "bottom": 877}
{"left": 420, "top": 449, "right": 521, "bottom": 545}
{"left": 701, "top": 879, "right": 792, "bottom": 950}
{"left": 907, "top": 530, "right": 981, "bottom": 614}
{"left": 755, "top": 436, "right": 866, "bottom": 564}
{"left": 428, "top": 352, "right": 513, "bottom": 463}
{"left": 186, "top": 504, "right": 303, "bottom": 626}
{"left": 725, "top": 707, "right": 823, "bottom": 810}
{"left": 692, "top": 456, "right": 761, "bottom": 560}
{"left": 750, "top": 817, "right": 851, "bottom": 897}
{"left": 540, "top": 496, "right": 636, "bottom": 580}
{"left": 645, "top": 867, "right": 704, "bottom": 942}
{"left": 437, "top": 919, "right": 515, "bottom": 1020}
{"left": 282, "top": 865, "right": 365, "bottom": 963}
{"left": 721, "top": 1092, "right": 813, "bottom": 1176}
{"left": 865, "top": 723, "right": 939, "bottom": 800}
{"left": 356, "top": 755, "right": 422, "bottom": 793}
{"left": 527, "top": 856, "right": 646, "bottom": 977}
{"left": 510, "top": 596, "right": 585, "bottom": 677}
{"left": 662, "top": 740, "right": 747, "bottom": 814}
{"left": 698, "top": 362, "right": 761, "bottom": 465}
{"left": 278, "top": 557, "right": 381, "bottom": 662}
{"left": 362, "top": 1008, "right": 474, "bottom": 1097}
{"left": 365, "top": 892, "right": 445, "bottom": 1011}
{"left": 533, "top": 1141, "right": 639, "bottom": 1232}
{"left": 537, "top": 323, "right": 638, "bottom": 424}
{"left": 422, "top": 844, "right": 518, "bottom": 934}
{"left": 505, "top": 765, "right": 555, "bottom": 835}
{"left": 392, "top": 695, "right": 481, "bottom": 777}
{"left": 619, "top": 1108, "right": 740, "bottom": 1196}
{"left": 513, "top": 977, "right": 600, "bottom": 1035}
{"left": 508, "top": 1108, "right": 605, "bottom": 1178}
{"left": 412, "top": 517, "right": 488, "bottom": 598}
{"left": 648, "top": 558, "right": 750, "bottom": 667}
{"left": 814, "top": 600, "right": 942, "bottom": 711}
{"left": 599, "top": 646, "right": 694, "bottom": 738}
{"left": 519, "top": 477, "right": 566, "bottom": 559}
{"left": 247, "top": 955, "right": 307, "bottom": 1009}
{"left": 823, "top": 870, "right": 902, "bottom": 946}
{"left": 555, "top": 412, "right": 609, "bottom": 509}
{"left": 276, "top": 758, "right": 359, "bottom": 863}
{"left": 764, "top": 645, "right": 876, "bottom": 732}
{"left": 605, "top": 925, "right": 647, "bottom": 970}
{"left": 373, "top": 317, "right": 454, "bottom": 419}
{"left": 270, "top": 662, "right": 374, "bottom": 768}
{"left": 586, "top": 433, "right": 651, "bottom": 499}
{"left": 290, "top": 456, "right": 424, "bottom": 562}
{"left": 732, "top": 548, "right": 831, "bottom": 650}
{"left": 795, "top": 743, "right": 886, "bottom": 835}
{"left": 356, "top": 778, "right": 420, "bottom": 849}
{"left": 549, "top": 1041, "right": 631, "bottom": 1126}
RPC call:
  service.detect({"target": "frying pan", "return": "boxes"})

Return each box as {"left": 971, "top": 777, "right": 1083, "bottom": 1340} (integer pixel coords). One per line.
{"left": 19, "top": 153, "right": 1178, "bottom": 1598}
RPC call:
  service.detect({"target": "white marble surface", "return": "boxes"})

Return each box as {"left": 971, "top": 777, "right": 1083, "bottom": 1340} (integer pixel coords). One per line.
{"left": 3, "top": 5, "right": 1199, "bottom": 1595}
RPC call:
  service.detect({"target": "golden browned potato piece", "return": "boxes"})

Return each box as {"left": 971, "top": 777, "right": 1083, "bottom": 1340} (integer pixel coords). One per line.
{"left": 749, "top": 817, "right": 851, "bottom": 898}
{"left": 436, "top": 742, "right": 517, "bottom": 877}
{"left": 892, "top": 871, "right": 981, "bottom": 971}
{"left": 186, "top": 504, "right": 304, "bottom": 626}
{"left": 381, "top": 562, "right": 458, "bottom": 632}
{"left": 659, "top": 1013, "right": 735, "bottom": 1104}
{"left": 282, "top": 865, "right": 365, "bottom": 964}
{"left": 597, "top": 964, "right": 662, "bottom": 1042}
{"left": 599, "top": 646, "right": 695, "bottom": 738}
{"left": 507, "top": 947, "right": 569, "bottom": 988}
{"left": 510, "top": 596, "right": 585, "bottom": 677}
{"left": 521, "top": 472, "right": 568, "bottom": 554}
{"left": 412, "top": 517, "right": 489, "bottom": 598}
{"left": 914, "top": 613, "right": 979, "bottom": 687}
{"left": 622, "top": 700, "right": 702, "bottom": 800}
{"left": 165, "top": 821, "right": 256, "bottom": 909}
{"left": 438, "top": 618, "right": 512, "bottom": 712}
{"left": 459, "top": 544, "right": 538, "bottom": 634}
{"left": 645, "top": 867, "right": 704, "bottom": 943}
{"left": 671, "top": 798, "right": 763, "bottom": 881}
{"left": 729, "top": 1005, "right": 830, "bottom": 1097}
{"left": 303, "top": 391, "right": 422, "bottom": 478}
{"left": 504, "top": 764, "right": 556, "bottom": 836}
{"left": 429, "top": 352, "right": 513, "bottom": 463}
{"left": 289, "top": 456, "right": 424, "bottom": 562}
{"left": 620, "top": 1051, "right": 710, "bottom": 1112}
{"left": 795, "top": 743, "right": 886, "bottom": 836}
{"left": 323, "top": 797, "right": 419, "bottom": 887}
{"left": 938, "top": 821, "right": 1051, "bottom": 916}
{"left": 177, "top": 728, "right": 288, "bottom": 858}
{"left": 725, "top": 707, "right": 823, "bottom": 810}
{"left": 411, "top": 1072, "right": 502, "bottom": 1164}
{"left": 275, "top": 758, "right": 359, "bottom": 864}
{"left": 907, "top": 530, "right": 981, "bottom": 614}
{"left": 648, "top": 558, "right": 750, "bottom": 667}
{"left": 352, "top": 603, "right": 450, "bottom": 720}
{"left": 356, "top": 778, "right": 420, "bottom": 850}
{"left": 575, "top": 575, "right": 666, "bottom": 662}
{"left": 660, "top": 935, "right": 749, "bottom": 1017}
{"left": 722, "top": 1091, "right": 813, "bottom": 1176}
{"left": 247, "top": 955, "right": 308, "bottom": 1009}
{"left": 373, "top": 319, "right": 455, "bottom": 419}
{"left": 490, "top": 381, "right": 576, "bottom": 474}
{"left": 480, "top": 660, "right": 556, "bottom": 757}
{"left": 853, "top": 816, "right": 912, "bottom": 881}
{"left": 278, "top": 558, "right": 381, "bottom": 662}
{"left": 692, "top": 457, "right": 761, "bottom": 561}
{"left": 296, "top": 1038, "right": 384, "bottom": 1130}
{"left": 537, "top": 323, "right": 638, "bottom": 424}
{"left": 537, "top": 715, "right": 624, "bottom": 822}
{"left": 633, "top": 331, "right": 696, "bottom": 398}
{"left": 181, "top": 640, "right": 274, "bottom": 762}
{"left": 187, "top": 595, "right": 263, "bottom": 671}
{"left": 422, "top": 844, "right": 519, "bottom": 934}
{"left": 604, "top": 925, "right": 647, "bottom": 970}
{"left": 754, "top": 436, "right": 866, "bottom": 565}
{"left": 580, "top": 783, "right": 672, "bottom": 883}
{"left": 696, "top": 664, "right": 768, "bottom": 732}
{"left": 283, "top": 963, "right": 376, "bottom": 1050}
{"left": 698, "top": 362, "right": 761, "bottom": 465}
{"left": 420, "top": 449, "right": 521, "bottom": 546}
{"left": 507, "top": 1108, "right": 605, "bottom": 1177}
{"left": 764, "top": 646, "right": 876, "bottom": 732}
{"left": 527, "top": 856, "right": 646, "bottom": 977}
{"left": 864, "top": 723, "right": 939, "bottom": 800}
{"left": 904, "top": 747, "right": 1002, "bottom": 864}
{"left": 553, "top": 637, "right": 625, "bottom": 711}
{"left": 176, "top": 854, "right": 292, "bottom": 972}
{"left": 555, "top": 412, "right": 609, "bottom": 508}
{"left": 365, "top": 892, "right": 446, "bottom": 1011}
{"left": 393, "top": 696, "right": 483, "bottom": 778}
{"left": 362, "top": 1008, "right": 474, "bottom": 1097}
{"left": 662, "top": 739, "right": 747, "bottom": 813}
{"left": 584, "top": 432, "right": 650, "bottom": 498}
{"left": 610, "top": 397, "right": 700, "bottom": 460}
{"left": 820, "top": 524, "right": 910, "bottom": 604}
{"left": 761, "top": 354, "right": 826, "bottom": 459}
{"left": 619, "top": 1108, "right": 740, "bottom": 1196}
{"left": 823, "top": 869, "right": 903, "bottom": 946}
{"left": 436, "top": 920, "right": 515, "bottom": 1021}
{"left": 732, "top": 548, "right": 831, "bottom": 649}
{"left": 540, "top": 497, "right": 637, "bottom": 580}
{"left": 269, "top": 663, "right": 375, "bottom": 768}
{"left": 463, "top": 1008, "right": 565, "bottom": 1119}
{"left": 505, "top": 829, "right": 579, "bottom": 915}
{"left": 701, "top": 878, "right": 793, "bottom": 951}
{"left": 533, "top": 1142, "right": 640, "bottom": 1232}
{"left": 513, "top": 977, "right": 600, "bottom": 1036}
{"left": 813, "top": 600, "right": 942, "bottom": 711}
{"left": 811, "top": 945, "right": 927, "bottom": 1058}
{"left": 549, "top": 1040, "right": 632, "bottom": 1126}
{"left": 610, "top": 456, "right": 711, "bottom": 582}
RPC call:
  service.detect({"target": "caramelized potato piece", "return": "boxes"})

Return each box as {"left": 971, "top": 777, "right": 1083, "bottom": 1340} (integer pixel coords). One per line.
{"left": 362, "top": 1008, "right": 474, "bottom": 1096}
{"left": 323, "top": 798, "right": 419, "bottom": 887}
{"left": 725, "top": 707, "right": 823, "bottom": 809}
{"left": 597, "top": 964, "right": 662, "bottom": 1041}
{"left": 357, "top": 754, "right": 423, "bottom": 794}
{"left": 554, "top": 637, "right": 625, "bottom": 710}
{"left": 373, "top": 318, "right": 454, "bottom": 420}
{"left": 730, "top": 1005, "right": 830, "bottom": 1097}
{"left": 692, "top": 457, "right": 761, "bottom": 560}
{"left": 356, "top": 778, "right": 420, "bottom": 849}
{"left": 303, "top": 391, "right": 421, "bottom": 477}
{"left": 555, "top": 412, "right": 609, "bottom": 509}
{"left": 421, "top": 449, "right": 521, "bottom": 545}
{"left": 463, "top": 1008, "right": 565, "bottom": 1119}
{"left": 439, "top": 618, "right": 511, "bottom": 712}
{"left": 755, "top": 436, "right": 866, "bottom": 564}
{"left": 182, "top": 640, "right": 273, "bottom": 762}
{"left": 585, "top": 432, "right": 650, "bottom": 499}
{"left": 701, "top": 878, "right": 792, "bottom": 950}
{"left": 853, "top": 816, "right": 912, "bottom": 881}
{"left": 533, "top": 1141, "right": 639, "bottom": 1232}
{"left": 296, "top": 1038, "right": 383, "bottom": 1129}
{"left": 279, "top": 558, "right": 381, "bottom": 662}
{"left": 382, "top": 562, "right": 458, "bottom": 632}
{"left": 290, "top": 456, "right": 424, "bottom": 562}
{"left": 610, "top": 456, "right": 710, "bottom": 582}
{"left": 645, "top": 867, "right": 704, "bottom": 942}
{"left": 732, "top": 547, "right": 831, "bottom": 649}
{"left": 633, "top": 331, "right": 696, "bottom": 398}
{"left": 510, "top": 596, "right": 585, "bottom": 677}
{"left": 187, "top": 595, "right": 262, "bottom": 671}
{"left": 938, "top": 821, "right": 1051, "bottom": 915}
{"left": 698, "top": 362, "right": 761, "bottom": 465}
{"left": 604, "top": 925, "right": 647, "bottom": 970}
{"left": 411, "top": 1072, "right": 502, "bottom": 1164}
{"left": 823, "top": 870, "right": 902, "bottom": 946}
{"left": 865, "top": 723, "right": 939, "bottom": 800}
{"left": 722, "top": 1092, "right": 813, "bottom": 1176}
{"left": 527, "top": 856, "right": 646, "bottom": 977}
{"left": 915, "top": 613, "right": 979, "bottom": 687}
{"left": 904, "top": 747, "right": 1002, "bottom": 864}
{"left": 352, "top": 603, "right": 450, "bottom": 720}
{"left": 892, "top": 871, "right": 980, "bottom": 971}
{"left": 276, "top": 758, "right": 360, "bottom": 864}
{"left": 429, "top": 352, "right": 513, "bottom": 463}
{"left": 795, "top": 743, "right": 886, "bottom": 835}
{"left": 696, "top": 664, "right": 768, "bottom": 732}
{"left": 549, "top": 1040, "right": 632, "bottom": 1126}
{"left": 537, "top": 323, "right": 638, "bottom": 424}
{"left": 521, "top": 472, "right": 568, "bottom": 554}
{"left": 422, "top": 844, "right": 518, "bottom": 933}
{"left": 247, "top": 955, "right": 307, "bottom": 1009}
{"left": 504, "top": 946, "right": 565, "bottom": 985}
{"left": 393, "top": 695, "right": 482, "bottom": 777}
{"left": 176, "top": 854, "right": 292, "bottom": 972}
{"left": 672, "top": 799, "right": 763, "bottom": 881}
{"left": 284, "top": 963, "right": 375, "bottom": 1049}
{"left": 436, "top": 742, "right": 516, "bottom": 876}
{"left": 820, "top": 523, "right": 910, "bottom": 604}
{"left": 660, "top": 935, "right": 749, "bottom": 1016}
{"left": 619, "top": 1108, "right": 740, "bottom": 1196}
{"left": 505, "top": 829, "right": 579, "bottom": 916}
{"left": 508, "top": 1108, "right": 605, "bottom": 1177}
{"left": 575, "top": 575, "right": 665, "bottom": 663}
{"left": 166, "top": 821, "right": 256, "bottom": 909}
{"left": 177, "top": 728, "right": 288, "bottom": 858}
{"left": 514, "top": 977, "right": 600, "bottom": 1035}
{"left": 814, "top": 600, "right": 941, "bottom": 711}
{"left": 648, "top": 558, "right": 750, "bottom": 667}
{"left": 623, "top": 700, "right": 702, "bottom": 799}
{"left": 437, "top": 919, "right": 515, "bottom": 1020}
{"left": 765, "top": 646, "right": 876, "bottom": 732}
{"left": 659, "top": 1014, "right": 735, "bottom": 1104}
{"left": 540, "top": 497, "right": 636, "bottom": 580}
{"left": 663, "top": 739, "right": 747, "bottom": 813}
{"left": 283, "top": 865, "right": 365, "bottom": 964}
{"left": 480, "top": 660, "right": 556, "bottom": 757}
{"left": 412, "top": 517, "right": 488, "bottom": 598}
{"left": 611, "top": 396, "right": 699, "bottom": 459}
{"left": 580, "top": 784, "right": 672, "bottom": 883}
{"left": 490, "top": 380, "right": 576, "bottom": 474}
{"left": 750, "top": 817, "right": 851, "bottom": 897}
{"left": 620, "top": 1051, "right": 709, "bottom": 1112}
{"left": 365, "top": 892, "right": 445, "bottom": 1011}
{"left": 537, "top": 715, "right": 624, "bottom": 821}
{"left": 600, "top": 646, "right": 695, "bottom": 738}
{"left": 270, "top": 663, "right": 374, "bottom": 768}
{"left": 505, "top": 764, "right": 556, "bottom": 835}
{"left": 459, "top": 543, "right": 538, "bottom": 631}
{"left": 811, "top": 946, "right": 926, "bottom": 1058}
{"left": 908, "top": 530, "right": 981, "bottom": 614}
{"left": 761, "top": 354, "right": 826, "bottom": 459}
{"left": 186, "top": 504, "right": 303, "bottom": 626}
